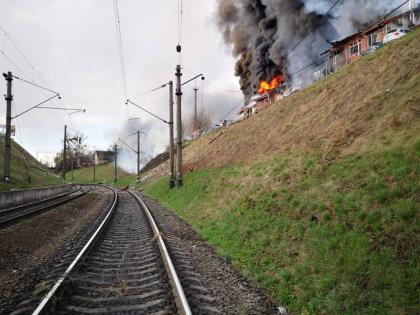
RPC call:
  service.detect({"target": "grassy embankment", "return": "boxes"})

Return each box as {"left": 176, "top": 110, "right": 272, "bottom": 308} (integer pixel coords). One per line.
{"left": 144, "top": 30, "right": 420, "bottom": 314}
{"left": 70, "top": 162, "right": 136, "bottom": 187}
{"left": 0, "top": 136, "right": 60, "bottom": 191}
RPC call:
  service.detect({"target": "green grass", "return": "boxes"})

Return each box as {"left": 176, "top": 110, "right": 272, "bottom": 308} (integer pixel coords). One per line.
{"left": 70, "top": 163, "right": 137, "bottom": 187}
{"left": 144, "top": 139, "right": 419, "bottom": 314}
{"left": 0, "top": 136, "right": 61, "bottom": 191}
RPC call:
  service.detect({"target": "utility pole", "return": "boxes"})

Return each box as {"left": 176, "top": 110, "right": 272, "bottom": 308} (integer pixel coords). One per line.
{"left": 168, "top": 81, "right": 175, "bottom": 188}
{"left": 114, "top": 144, "right": 117, "bottom": 183}
{"left": 62, "top": 125, "right": 67, "bottom": 180}
{"left": 93, "top": 159, "right": 96, "bottom": 182}
{"left": 193, "top": 87, "right": 198, "bottom": 135}
{"left": 3, "top": 72, "right": 12, "bottom": 182}
{"left": 175, "top": 65, "right": 183, "bottom": 187}
{"left": 137, "top": 130, "right": 140, "bottom": 181}
{"left": 71, "top": 149, "right": 74, "bottom": 181}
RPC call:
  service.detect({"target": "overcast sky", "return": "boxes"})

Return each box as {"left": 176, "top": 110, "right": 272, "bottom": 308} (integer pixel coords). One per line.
{"left": 0, "top": 0, "right": 242, "bottom": 166}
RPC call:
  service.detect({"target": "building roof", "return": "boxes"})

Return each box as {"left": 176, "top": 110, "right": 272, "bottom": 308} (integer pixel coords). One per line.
{"left": 328, "top": 9, "right": 416, "bottom": 52}
{"left": 95, "top": 150, "right": 114, "bottom": 158}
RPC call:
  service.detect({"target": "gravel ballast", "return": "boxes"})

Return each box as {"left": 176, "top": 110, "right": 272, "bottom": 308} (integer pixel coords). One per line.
{"left": 0, "top": 186, "right": 113, "bottom": 313}
{"left": 139, "top": 192, "right": 280, "bottom": 315}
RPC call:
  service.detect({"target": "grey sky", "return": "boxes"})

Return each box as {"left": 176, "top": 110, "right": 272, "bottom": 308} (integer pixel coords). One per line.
{"left": 0, "top": 0, "right": 242, "bottom": 166}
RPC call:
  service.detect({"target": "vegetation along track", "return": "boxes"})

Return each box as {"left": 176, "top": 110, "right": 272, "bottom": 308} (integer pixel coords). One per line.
{"left": 0, "top": 186, "right": 90, "bottom": 228}
{"left": 31, "top": 188, "right": 219, "bottom": 314}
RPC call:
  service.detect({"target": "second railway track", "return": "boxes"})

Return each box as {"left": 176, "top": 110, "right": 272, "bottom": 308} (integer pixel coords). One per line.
{"left": 0, "top": 186, "right": 90, "bottom": 228}
{"left": 30, "top": 188, "right": 218, "bottom": 315}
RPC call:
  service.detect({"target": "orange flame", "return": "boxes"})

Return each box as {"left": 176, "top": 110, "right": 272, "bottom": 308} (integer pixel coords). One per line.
{"left": 258, "top": 75, "right": 284, "bottom": 94}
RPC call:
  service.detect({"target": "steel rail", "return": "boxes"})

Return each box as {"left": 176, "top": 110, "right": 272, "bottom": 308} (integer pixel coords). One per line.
{"left": 129, "top": 190, "right": 192, "bottom": 315}
{"left": 0, "top": 188, "right": 89, "bottom": 228}
{"left": 0, "top": 188, "right": 80, "bottom": 214}
{"left": 31, "top": 186, "right": 118, "bottom": 315}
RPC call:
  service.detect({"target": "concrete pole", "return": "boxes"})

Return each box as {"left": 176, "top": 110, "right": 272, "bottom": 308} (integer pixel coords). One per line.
{"left": 168, "top": 81, "right": 175, "bottom": 188}
{"left": 194, "top": 87, "right": 198, "bottom": 136}
{"left": 93, "top": 159, "right": 96, "bottom": 182}
{"left": 114, "top": 144, "right": 117, "bottom": 183}
{"left": 71, "top": 149, "right": 74, "bottom": 181}
{"left": 175, "top": 65, "right": 183, "bottom": 187}
{"left": 62, "top": 125, "right": 67, "bottom": 180}
{"left": 3, "top": 71, "right": 13, "bottom": 182}
{"left": 137, "top": 130, "right": 140, "bottom": 181}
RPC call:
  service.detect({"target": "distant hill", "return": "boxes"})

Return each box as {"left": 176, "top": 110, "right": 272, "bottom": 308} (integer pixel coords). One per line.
{"left": 0, "top": 135, "right": 61, "bottom": 191}
{"left": 70, "top": 162, "right": 136, "bottom": 187}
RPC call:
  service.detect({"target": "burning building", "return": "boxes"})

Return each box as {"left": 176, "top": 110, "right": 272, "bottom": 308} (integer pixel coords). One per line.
{"left": 217, "top": 0, "right": 413, "bottom": 101}
{"left": 326, "top": 5, "right": 420, "bottom": 72}
{"left": 238, "top": 74, "right": 285, "bottom": 118}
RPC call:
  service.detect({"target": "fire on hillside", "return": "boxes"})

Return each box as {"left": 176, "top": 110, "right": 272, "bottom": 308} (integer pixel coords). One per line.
{"left": 258, "top": 75, "right": 284, "bottom": 95}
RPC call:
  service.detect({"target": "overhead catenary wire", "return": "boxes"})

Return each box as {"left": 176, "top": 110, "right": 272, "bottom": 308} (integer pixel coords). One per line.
{"left": 177, "top": 0, "right": 184, "bottom": 63}
{"left": 285, "top": 0, "right": 342, "bottom": 58}
{"left": 218, "top": 98, "right": 244, "bottom": 123}
{"left": 290, "top": 0, "right": 412, "bottom": 80}
{"left": 363, "top": 0, "right": 409, "bottom": 32}
{"left": 0, "top": 24, "right": 51, "bottom": 88}
{"left": 12, "top": 75, "right": 60, "bottom": 95}
{"left": 182, "top": 67, "right": 241, "bottom": 93}
{"left": 113, "top": 0, "right": 128, "bottom": 100}
{"left": 0, "top": 23, "right": 68, "bottom": 123}
{"left": 130, "top": 83, "right": 168, "bottom": 99}
{"left": 0, "top": 50, "right": 30, "bottom": 79}
{"left": 126, "top": 99, "right": 169, "bottom": 124}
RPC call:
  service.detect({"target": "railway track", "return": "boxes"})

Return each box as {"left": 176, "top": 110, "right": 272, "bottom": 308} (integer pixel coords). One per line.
{"left": 30, "top": 188, "right": 218, "bottom": 314}
{"left": 0, "top": 186, "right": 91, "bottom": 228}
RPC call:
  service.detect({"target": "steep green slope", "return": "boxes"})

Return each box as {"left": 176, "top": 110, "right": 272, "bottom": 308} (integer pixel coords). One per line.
{"left": 0, "top": 135, "right": 60, "bottom": 191}
{"left": 144, "top": 30, "right": 420, "bottom": 314}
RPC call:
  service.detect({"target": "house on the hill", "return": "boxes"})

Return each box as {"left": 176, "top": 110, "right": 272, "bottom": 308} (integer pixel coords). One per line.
{"left": 94, "top": 150, "right": 115, "bottom": 165}
{"left": 238, "top": 94, "right": 269, "bottom": 119}
{"left": 325, "top": 4, "right": 420, "bottom": 73}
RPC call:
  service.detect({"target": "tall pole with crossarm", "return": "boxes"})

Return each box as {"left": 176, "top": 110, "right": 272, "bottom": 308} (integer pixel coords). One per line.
{"left": 175, "top": 65, "right": 183, "bottom": 187}
{"left": 3, "top": 72, "right": 12, "bottom": 182}
{"left": 168, "top": 81, "right": 175, "bottom": 188}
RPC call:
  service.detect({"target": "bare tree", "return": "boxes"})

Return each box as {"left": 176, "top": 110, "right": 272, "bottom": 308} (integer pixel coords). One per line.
{"left": 184, "top": 108, "right": 212, "bottom": 139}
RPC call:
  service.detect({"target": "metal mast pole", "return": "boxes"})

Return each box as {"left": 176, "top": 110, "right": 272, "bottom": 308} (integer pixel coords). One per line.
{"left": 93, "top": 158, "right": 96, "bottom": 182}
{"left": 3, "top": 72, "right": 13, "bottom": 182}
{"left": 114, "top": 144, "right": 117, "bottom": 183}
{"left": 175, "top": 65, "right": 183, "bottom": 187}
{"left": 71, "top": 148, "right": 74, "bottom": 181}
{"left": 62, "top": 125, "right": 67, "bottom": 180}
{"left": 168, "top": 81, "right": 175, "bottom": 188}
{"left": 137, "top": 130, "right": 140, "bottom": 181}
{"left": 194, "top": 87, "right": 198, "bottom": 135}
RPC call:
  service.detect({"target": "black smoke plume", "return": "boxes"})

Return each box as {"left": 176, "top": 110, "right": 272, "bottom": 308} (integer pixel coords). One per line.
{"left": 217, "top": 0, "right": 400, "bottom": 99}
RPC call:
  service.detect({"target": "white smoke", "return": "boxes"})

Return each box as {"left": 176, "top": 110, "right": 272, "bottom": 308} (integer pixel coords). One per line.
{"left": 116, "top": 118, "right": 155, "bottom": 174}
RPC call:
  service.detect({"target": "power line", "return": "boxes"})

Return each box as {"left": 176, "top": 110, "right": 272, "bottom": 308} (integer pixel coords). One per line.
{"left": 126, "top": 99, "right": 169, "bottom": 124}
{"left": 131, "top": 82, "right": 168, "bottom": 99}
{"left": 205, "top": 81, "right": 242, "bottom": 93}
{"left": 113, "top": 0, "right": 128, "bottom": 100}
{"left": 182, "top": 67, "right": 242, "bottom": 93}
{"left": 13, "top": 75, "right": 60, "bottom": 95}
{"left": 0, "top": 24, "right": 51, "bottom": 88}
{"left": 0, "top": 50, "right": 30, "bottom": 78}
{"left": 218, "top": 98, "right": 244, "bottom": 122}
{"left": 364, "top": 0, "right": 409, "bottom": 31}
{"left": 0, "top": 25, "right": 66, "bottom": 118}
{"left": 285, "top": 0, "right": 342, "bottom": 58}
{"left": 289, "top": 0, "right": 410, "bottom": 80}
